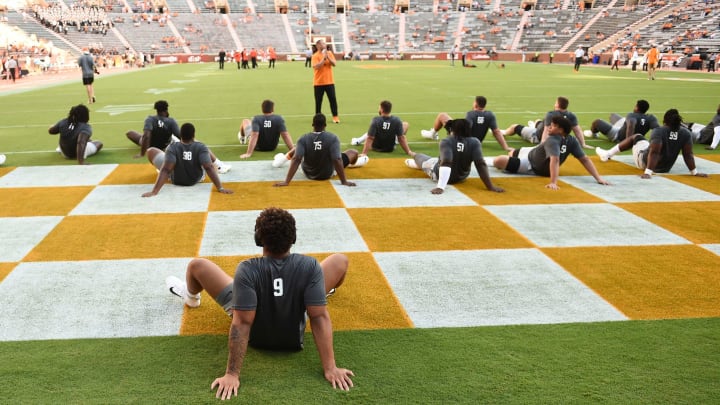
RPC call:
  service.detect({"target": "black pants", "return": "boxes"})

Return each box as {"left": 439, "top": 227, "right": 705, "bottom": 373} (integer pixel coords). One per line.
{"left": 574, "top": 57, "right": 582, "bottom": 70}
{"left": 314, "top": 84, "right": 338, "bottom": 116}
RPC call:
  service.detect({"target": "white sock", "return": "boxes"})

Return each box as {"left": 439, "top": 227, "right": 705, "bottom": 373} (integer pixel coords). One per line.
{"left": 711, "top": 127, "right": 720, "bottom": 149}
{"left": 608, "top": 145, "right": 620, "bottom": 157}
{"left": 484, "top": 157, "right": 495, "bottom": 167}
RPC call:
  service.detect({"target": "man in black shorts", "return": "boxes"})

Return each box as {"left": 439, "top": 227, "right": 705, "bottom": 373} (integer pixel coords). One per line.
{"left": 273, "top": 114, "right": 360, "bottom": 186}
{"left": 165, "top": 207, "right": 354, "bottom": 398}
{"left": 494, "top": 116, "right": 610, "bottom": 190}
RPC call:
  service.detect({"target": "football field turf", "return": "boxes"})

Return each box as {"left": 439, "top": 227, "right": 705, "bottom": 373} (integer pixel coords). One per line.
{"left": 1, "top": 61, "right": 719, "bottom": 402}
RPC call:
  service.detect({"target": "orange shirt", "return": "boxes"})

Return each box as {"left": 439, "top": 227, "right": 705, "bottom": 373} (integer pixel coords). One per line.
{"left": 312, "top": 50, "right": 335, "bottom": 86}
{"left": 268, "top": 47, "right": 276, "bottom": 59}
{"left": 647, "top": 47, "right": 659, "bottom": 64}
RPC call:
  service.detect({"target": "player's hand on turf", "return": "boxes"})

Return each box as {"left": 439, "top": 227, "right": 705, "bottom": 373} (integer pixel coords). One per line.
{"left": 581, "top": 144, "right": 594, "bottom": 150}
{"left": 489, "top": 185, "right": 504, "bottom": 193}
{"left": 274, "top": 181, "right": 290, "bottom": 187}
{"left": 640, "top": 173, "right": 652, "bottom": 180}
{"left": 341, "top": 181, "right": 356, "bottom": 187}
{"left": 141, "top": 191, "right": 157, "bottom": 197}
{"left": 694, "top": 172, "right": 709, "bottom": 177}
{"left": 545, "top": 183, "right": 560, "bottom": 190}
{"left": 240, "top": 153, "right": 251, "bottom": 159}
{"left": 211, "top": 374, "right": 239, "bottom": 400}
{"left": 431, "top": 187, "right": 444, "bottom": 194}
{"left": 597, "top": 179, "right": 611, "bottom": 185}
{"left": 133, "top": 153, "right": 143, "bottom": 159}
{"left": 324, "top": 367, "right": 354, "bottom": 391}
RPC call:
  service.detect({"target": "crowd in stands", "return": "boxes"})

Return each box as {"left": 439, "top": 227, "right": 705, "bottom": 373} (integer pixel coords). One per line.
{"left": 32, "top": 4, "right": 112, "bottom": 35}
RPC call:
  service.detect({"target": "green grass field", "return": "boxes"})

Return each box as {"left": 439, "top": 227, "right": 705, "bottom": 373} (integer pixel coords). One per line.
{"left": 1, "top": 61, "right": 719, "bottom": 403}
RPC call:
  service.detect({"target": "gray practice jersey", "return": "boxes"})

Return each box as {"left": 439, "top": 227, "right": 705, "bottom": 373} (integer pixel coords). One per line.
{"left": 544, "top": 110, "right": 579, "bottom": 128}
{"left": 438, "top": 135, "right": 484, "bottom": 184}
{"left": 618, "top": 112, "right": 659, "bottom": 141}
{"left": 163, "top": 140, "right": 211, "bottom": 186}
{"left": 528, "top": 134, "right": 585, "bottom": 177}
{"left": 465, "top": 110, "right": 498, "bottom": 142}
{"left": 232, "top": 253, "right": 327, "bottom": 350}
{"left": 51, "top": 118, "right": 93, "bottom": 158}
{"left": 251, "top": 114, "right": 288, "bottom": 151}
{"left": 649, "top": 126, "right": 693, "bottom": 173}
{"left": 77, "top": 53, "right": 95, "bottom": 78}
{"left": 368, "top": 115, "right": 404, "bottom": 152}
{"left": 295, "top": 130, "right": 342, "bottom": 180}
{"left": 143, "top": 115, "right": 180, "bottom": 150}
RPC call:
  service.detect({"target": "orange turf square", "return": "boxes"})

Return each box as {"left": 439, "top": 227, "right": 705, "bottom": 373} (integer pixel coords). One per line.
{"left": 616, "top": 202, "right": 720, "bottom": 244}
{"left": 349, "top": 158, "right": 426, "bottom": 180}
{"left": 24, "top": 213, "right": 207, "bottom": 261}
{"left": 560, "top": 155, "right": 639, "bottom": 175}
{"left": 0, "top": 262, "right": 18, "bottom": 283}
{"left": 700, "top": 154, "right": 720, "bottom": 163}
{"left": 348, "top": 206, "right": 534, "bottom": 251}
{"left": 0, "top": 166, "right": 15, "bottom": 177}
{"left": 665, "top": 174, "right": 720, "bottom": 196}
{"left": 455, "top": 177, "right": 605, "bottom": 205}
{"left": 543, "top": 245, "right": 720, "bottom": 320}
{"left": 0, "top": 187, "right": 93, "bottom": 216}
{"left": 179, "top": 253, "right": 412, "bottom": 335}
{"left": 208, "top": 181, "right": 344, "bottom": 211}
{"left": 101, "top": 163, "right": 158, "bottom": 185}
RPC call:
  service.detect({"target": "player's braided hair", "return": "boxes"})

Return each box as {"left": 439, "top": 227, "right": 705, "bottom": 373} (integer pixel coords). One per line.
{"left": 663, "top": 109, "right": 683, "bottom": 131}
{"left": 255, "top": 207, "right": 296, "bottom": 255}
{"left": 451, "top": 118, "right": 470, "bottom": 138}
{"left": 68, "top": 104, "right": 90, "bottom": 125}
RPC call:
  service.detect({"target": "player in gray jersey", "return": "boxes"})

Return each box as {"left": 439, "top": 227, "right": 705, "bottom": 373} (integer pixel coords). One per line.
{"left": 48, "top": 104, "right": 103, "bottom": 165}
{"left": 589, "top": 99, "right": 659, "bottom": 143}
{"left": 596, "top": 109, "right": 708, "bottom": 179}
{"left": 419, "top": 96, "right": 513, "bottom": 153}
{"left": 126, "top": 100, "right": 181, "bottom": 157}
{"left": 274, "top": 114, "right": 359, "bottom": 186}
{"left": 539, "top": 96, "right": 592, "bottom": 149}
{"left": 685, "top": 104, "right": 720, "bottom": 150}
{"left": 239, "top": 99, "right": 294, "bottom": 158}
{"left": 77, "top": 48, "right": 97, "bottom": 104}
{"left": 165, "top": 207, "right": 354, "bottom": 398}
{"left": 406, "top": 118, "right": 503, "bottom": 194}
{"left": 494, "top": 116, "right": 610, "bottom": 190}
{"left": 352, "top": 100, "right": 413, "bottom": 157}
{"left": 142, "top": 123, "right": 233, "bottom": 196}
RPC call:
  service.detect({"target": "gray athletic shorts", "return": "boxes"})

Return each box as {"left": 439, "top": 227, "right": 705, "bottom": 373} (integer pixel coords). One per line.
{"left": 216, "top": 284, "right": 233, "bottom": 316}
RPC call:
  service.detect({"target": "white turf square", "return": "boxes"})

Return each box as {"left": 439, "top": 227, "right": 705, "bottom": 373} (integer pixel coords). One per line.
{"left": 701, "top": 244, "right": 720, "bottom": 256}
{"left": 610, "top": 155, "right": 720, "bottom": 174}
{"left": 333, "top": 179, "right": 478, "bottom": 208}
{"left": 374, "top": 249, "right": 627, "bottom": 328}
{"left": 0, "top": 216, "right": 64, "bottom": 262}
{"left": 0, "top": 258, "right": 191, "bottom": 341}
{"left": 484, "top": 203, "right": 691, "bottom": 247}
{"left": 215, "top": 160, "right": 304, "bottom": 183}
{"left": 560, "top": 175, "right": 720, "bottom": 203}
{"left": 200, "top": 208, "right": 369, "bottom": 256}
{"left": 0, "top": 164, "right": 117, "bottom": 187}
{"left": 70, "top": 184, "right": 213, "bottom": 215}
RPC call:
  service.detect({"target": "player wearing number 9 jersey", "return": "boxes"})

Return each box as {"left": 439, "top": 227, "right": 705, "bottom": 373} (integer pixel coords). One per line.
{"left": 164, "top": 207, "right": 354, "bottom": 399}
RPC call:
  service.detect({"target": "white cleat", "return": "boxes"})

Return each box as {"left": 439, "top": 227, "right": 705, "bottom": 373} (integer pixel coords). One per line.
{"left": 350, "top": 137, "right": 362, "bottom": 146}
{"left": 421, "top": 129, "right": 438, "bottom": 140}
{"left": 527, "top": 120, "right": 535, "bottom": 129}
{"left": 348, "top": 155, "right": 369, "bottom": 168}
{"left": 405, "top": 158, "right": 419, "bottom": 169}
{"left": 165, "top": 276, "right": 201, "bottom": 308}
{"left": 216, "top": 163, "right": 232, "bottom": 174}
{"left": 595, "top": 147, "right": 611, "bottom": 162}
{"left": 272, "top": 152, "right": 289, "bottom": 168}
{"left": 238, "top": 131, "right": 246, "bottom": 144}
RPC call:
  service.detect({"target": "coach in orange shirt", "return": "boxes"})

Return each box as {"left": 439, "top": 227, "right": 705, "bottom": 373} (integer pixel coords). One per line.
{"left": 312, "top": 39, "right": 340, "bottom": 124}
{"left": 646, "top": 45, "right": 659, "bottom": 81}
